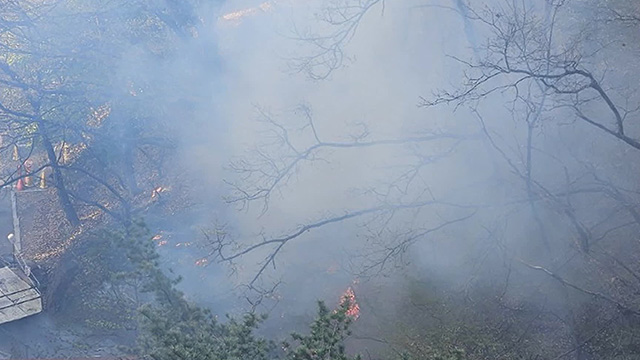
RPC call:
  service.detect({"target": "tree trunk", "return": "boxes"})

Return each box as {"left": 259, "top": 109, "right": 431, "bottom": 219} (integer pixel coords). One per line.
{"left": 123, "top": 141, "right": 142, "bottom": 196}
{"left": 39, "top": 130, "right": 80, "bottom": 227}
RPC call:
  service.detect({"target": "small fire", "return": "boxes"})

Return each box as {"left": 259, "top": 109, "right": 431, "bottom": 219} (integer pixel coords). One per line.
{"left": 87, "top": 104, "right": 111, "bottom": 127}
{"left": 151, "top": 186, "right": 169, "bottom": 199}
{"left": 33, "top": 227, "right": 84, "bottom": 261}
{"left": 220, "top": 1, "right": 273, "bottom": 24}
{"left": 80, "top": 209, "right": 102, "bottom": 221}
{"left": 339, "top": 287, "right": 360, "bottom": 320}
{"left": 195, "top": 258, "right": 208, "bottom": 266}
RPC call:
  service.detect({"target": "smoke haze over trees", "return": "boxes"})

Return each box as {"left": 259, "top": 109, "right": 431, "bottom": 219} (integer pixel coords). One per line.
{"left": 0, "top": 0, "right": 639, "bottom": 359}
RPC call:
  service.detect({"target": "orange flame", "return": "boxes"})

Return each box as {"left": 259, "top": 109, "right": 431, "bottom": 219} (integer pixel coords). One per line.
{"left": 151, "top": 186, "right": 170, "bottom": 199}
{"left": 339, "top": 287, "right": 360, "bottom": 320}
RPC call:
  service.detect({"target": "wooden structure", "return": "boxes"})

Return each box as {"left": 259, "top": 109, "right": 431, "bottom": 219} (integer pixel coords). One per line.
{"left": 0, "top": 266, "right": 42, "bottom": 324}
{"left": 0, "top": 189, "right": 43, "bottom": 325}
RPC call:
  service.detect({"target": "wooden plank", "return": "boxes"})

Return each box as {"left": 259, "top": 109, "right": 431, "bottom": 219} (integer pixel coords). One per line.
{"left": 0, "top": 266, "right": 41, "bottom": 324}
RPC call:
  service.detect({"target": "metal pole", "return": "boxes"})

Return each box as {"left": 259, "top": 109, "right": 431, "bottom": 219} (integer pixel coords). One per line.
{"left": 10, "top": 190, "right": 21, "bottom": 256}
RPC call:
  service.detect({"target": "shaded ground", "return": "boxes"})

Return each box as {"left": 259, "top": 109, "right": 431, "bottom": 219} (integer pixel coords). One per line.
{"left": 0, "top": 313, "right": 133, "bottom": 359}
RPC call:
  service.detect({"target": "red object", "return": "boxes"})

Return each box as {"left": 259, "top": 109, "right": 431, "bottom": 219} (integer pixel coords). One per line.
{"left": 16, "top": 164, "right": 23, "bottom": 191}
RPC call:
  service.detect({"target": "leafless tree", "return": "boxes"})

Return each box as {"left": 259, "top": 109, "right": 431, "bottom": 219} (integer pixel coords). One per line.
{"left": 211, "top": 104, "right": 477, "bottom": 288}
{"left": 421, "top": 1, "right": 640, "bottom": 357}
{"left": 210, "top": 0, "right": 640, "bottom": 357}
